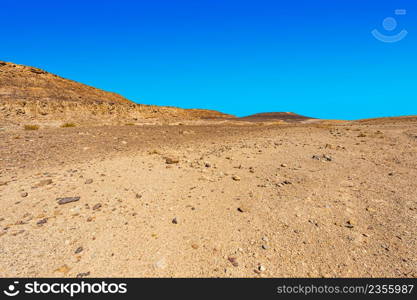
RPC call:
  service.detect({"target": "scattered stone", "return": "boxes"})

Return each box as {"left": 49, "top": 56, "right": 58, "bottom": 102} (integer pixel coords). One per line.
{"left": 232, "top": 175, "right": 241, "bottom": 181}
{"left": 323, "top": 154, "right": 332, "bottom": 161}
{"left": 204, "top": 162, "right": 211, "bottom": 168}
{"left": 165, "top": 157, "right": 179, "bottom": 164}
{"left": 258, "top": 265, "right": 266, "bottom": 272}
{"left": 345, "top": 220, "right": 355, "bottom": 228}
{"left": 262, "top": 245, "right": 269, "bottom": 250}
{"left": 237, "top": 205, "right": 249, "bottom": 213}
{"left": 281, "top": 163, "right": 287, "bottom": 167}
{"left": 172, "top": 217, "right": 178, "bottom": 224}
{"left": 191, "top": 244, "right": 199, "bottom": 249}
{"left": 75, "top": 247, "right": 83, "bottom": 254}
{"left": 312, "top": 154, "right": 332, "bottom": 161}
{"left": 135, "top": 193, "right": 142, "bottom": 199}
{"left": 37, "top": 218, "right": 48, "bottom": 225}
{"left": 85, "top": 179, "right": 93, "bottom": 184}
{"left": 76, "top": 272, "right": 90, "bottom": 278}
{"left": 57, "top": 197, "right": 80, "bottom": 205}
{"left": 228, "top": 257, "right": 239, "bottom": 267}
{"left": 21, "top": 192, "right": 28, "bottom": 198}
{"left": 92, "top": 203, "right": 102, "bottom": 210}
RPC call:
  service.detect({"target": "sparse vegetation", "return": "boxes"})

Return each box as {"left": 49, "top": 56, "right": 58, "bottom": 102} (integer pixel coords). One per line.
{"left": 24, "top": 124, "right": 39, "bottom": 130}
{"left": 61, "top": 122, "right": 76, "bottom": 128}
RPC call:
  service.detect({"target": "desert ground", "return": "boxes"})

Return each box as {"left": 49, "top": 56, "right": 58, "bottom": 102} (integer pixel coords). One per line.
{"left": 1, "top": 119, "right": 416, "bottom": 277}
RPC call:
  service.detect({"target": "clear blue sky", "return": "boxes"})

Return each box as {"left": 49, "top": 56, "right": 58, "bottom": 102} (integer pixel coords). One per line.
{"left": 1, "top": 0, "right": 416, "bottom": 119}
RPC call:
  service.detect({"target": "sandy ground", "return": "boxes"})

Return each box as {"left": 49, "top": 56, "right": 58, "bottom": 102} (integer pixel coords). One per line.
{"left": 0, "top": 121, "right": 416, "bottom": 277}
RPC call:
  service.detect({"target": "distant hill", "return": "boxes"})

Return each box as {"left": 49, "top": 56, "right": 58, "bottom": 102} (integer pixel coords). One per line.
{"left": 240, "top": 112, "right": 314, "bottom": 122}
{"left": 0, "top": 61, "right": 234, "bottom": 125}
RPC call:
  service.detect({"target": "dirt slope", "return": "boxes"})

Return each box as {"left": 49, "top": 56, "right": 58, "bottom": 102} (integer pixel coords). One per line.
{"left": 0, "top": 61, "right": 234, "bottom": 126}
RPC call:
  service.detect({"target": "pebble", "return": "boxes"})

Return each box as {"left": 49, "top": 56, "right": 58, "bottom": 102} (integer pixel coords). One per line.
{"left": 21, "top": 192, "right": 28, "bottom": 198}
{"left": 75, "top": 247, "right": 83, "bottom": 254}
{"left": 76, "top": 272, "right": 90, "bottom": 278}
{"left": 237, "top": 205, "right": 249, "bottom": 213}
{"left": 172, "top": 217, "right": 178, "bottom": 224}
{"left": 85, "top": 179, "right": 93, "bottom": 184}
{"left": 92, "top": 203, "right": 102, "bottom": 210}
{"left": 165, "top": 157, "right": 179, "bottom": 164}
{"left": 258, "top": 265, "right": 266, "bottom": 272}
{"left": 57, "top": 197, "right": 80, "bottom": 205}
{"left": 228, "top": 257, "right": 239, "bottom": 267}
{"left": 37, "top": 218, "right": 48, "bottom": 225}
{"left": 232, "top": 175, "right": 241, "bottom": 181}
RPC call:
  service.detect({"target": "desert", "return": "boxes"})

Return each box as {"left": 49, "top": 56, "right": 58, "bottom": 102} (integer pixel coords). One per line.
{"left": 0, "top": 61, "right": 416, "bottom": 278}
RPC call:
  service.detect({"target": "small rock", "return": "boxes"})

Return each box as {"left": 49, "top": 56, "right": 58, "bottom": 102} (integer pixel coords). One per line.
{"left": 172, "top": 217, "right": 178, "bottom": 224}
{"left": 232, "top": 175, "right": 241, "bottom": 181}
{"left": 75, "top": 247, "right": 83, "bottom": 254}
{"left": 323, "top": 154, "right": 332, "bottom": 161}
{"left": 57, "top": 197, "right": 80, "bottom": 205}
{"left": 345, "top": 220, "right": 355, "bottom": 228}
{"left": 21, "top": 192, "right": 28, "bottom": 198}
{"left": 85, "top": 179, "right": 93, "bottom": 184}
{"left": 191, "top": 244, "right": 199, "bottom": 249}
{"left": 165, "top": 157, "right": 179, "bottom": 164}
{"left": 92, "top": 203, "right": 102, "bottom": 210}
{"left": 228, "top": 257, "right": 239, "bottom": 267}
{"left": 37, "top": 218, "right": 48, "bottom": 225}
{"left": 258, "top": 265, "right": 266, "bottom": 272}
{"left": 261, "top": 245, "right": 269, "bottom": 250}
{"left": 237, "top": 205, "right": 249, "bottom": 213}
{"left": 281, "top": 163, "right": 287, "bottom": 167}
{"left": 76, "top": 272, "right": 90, "bottom": 278}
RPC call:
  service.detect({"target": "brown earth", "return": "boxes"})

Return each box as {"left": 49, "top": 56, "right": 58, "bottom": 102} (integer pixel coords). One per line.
{"left": 0, "top": 62, "right": 416, "bottom": 278}
{"left": 0, "top": 119, "right": 416, "bottom": 277}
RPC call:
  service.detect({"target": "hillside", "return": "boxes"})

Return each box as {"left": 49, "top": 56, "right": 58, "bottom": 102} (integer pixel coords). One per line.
{"left": 0, "top": 61, "right": 234, "bottom": 125}
{"left": 240, "top": 112, "right": 314, "bottom": 122}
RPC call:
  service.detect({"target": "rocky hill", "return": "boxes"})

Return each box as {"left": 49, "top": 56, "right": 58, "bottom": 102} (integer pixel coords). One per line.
{"left": 0, "top": 61, "right": 234, "bottom": 125}
{"left": 240, "top": 112, "right": 313, "bottom": 122}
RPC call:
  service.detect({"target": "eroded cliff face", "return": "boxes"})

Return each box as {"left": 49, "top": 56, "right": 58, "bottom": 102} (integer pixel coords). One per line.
{"left": 0, "top": 61, "right": 234, "bottom": 125}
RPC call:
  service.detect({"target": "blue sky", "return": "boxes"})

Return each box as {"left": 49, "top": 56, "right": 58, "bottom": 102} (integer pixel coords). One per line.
{"left": 1, "top": 0, "right": 416, "bottom": 119}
